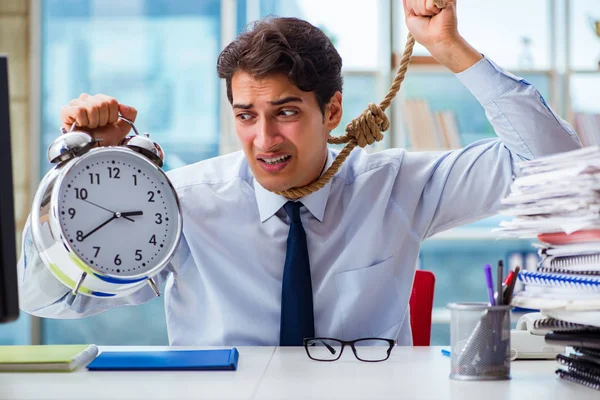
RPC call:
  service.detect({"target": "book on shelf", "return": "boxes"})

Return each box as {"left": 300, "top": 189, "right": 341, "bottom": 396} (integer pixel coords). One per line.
{"left": 401, "top": 98, "right": 461, "bottom": 151}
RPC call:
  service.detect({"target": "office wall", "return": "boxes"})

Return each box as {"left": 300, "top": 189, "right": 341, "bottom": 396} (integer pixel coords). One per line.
{"left": 0, "top": 0, "right": 30, "bottom": 236}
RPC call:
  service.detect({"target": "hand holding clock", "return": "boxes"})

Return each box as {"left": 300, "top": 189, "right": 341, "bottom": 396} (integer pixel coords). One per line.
{"left": 28, "top": 91, "right": 182, "bottom": 298}
{"left": 60, "top": 93, "right": 137, "bottom": 146}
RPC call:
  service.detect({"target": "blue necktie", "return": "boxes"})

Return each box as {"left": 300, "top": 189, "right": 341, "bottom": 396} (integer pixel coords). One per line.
{"left": 279, "top": 201, "right": 315, "bottom": 346}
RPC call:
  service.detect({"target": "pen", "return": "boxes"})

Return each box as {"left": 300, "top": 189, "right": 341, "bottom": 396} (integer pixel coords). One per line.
{"left": 502, "top": 271, "right": 514, "bottom": 305}
{"left": 441, "top": 349, "right": 451, "bottom": 357}
{"left": 497, "top": 260, "right": 504, "bottom": 306}
{"left": 484, "top": 264, "right": 496, "bottom": 306}
{"left": 503, "top": 266, "right": 521, "bottom": 304}
{"left": 503, "top": 271, "right": 514, "bottom": 287}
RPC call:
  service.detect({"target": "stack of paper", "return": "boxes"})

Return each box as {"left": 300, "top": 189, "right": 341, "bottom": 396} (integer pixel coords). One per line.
{"left": 496, "top": 146, "right": 600, "bottom": 390}
{"left": 495, "top": 146, "right": 600, "bottom": 321}
{"left": 497, "top": 146, "right": 600, "bottom": 238}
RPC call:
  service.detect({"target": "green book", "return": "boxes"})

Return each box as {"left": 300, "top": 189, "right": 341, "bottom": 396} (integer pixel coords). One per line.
{"left": 0, "top": 344, "right": 98, "bottom": 372}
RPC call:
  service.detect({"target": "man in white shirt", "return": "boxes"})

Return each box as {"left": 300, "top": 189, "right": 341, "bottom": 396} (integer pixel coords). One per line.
{"left": 18, "top": 1, "right": 581, "bottom": 346}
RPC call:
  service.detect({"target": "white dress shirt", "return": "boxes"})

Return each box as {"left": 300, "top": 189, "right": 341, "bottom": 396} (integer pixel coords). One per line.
{"left": 18, "top": 57, "right": 582, "bottom": 346}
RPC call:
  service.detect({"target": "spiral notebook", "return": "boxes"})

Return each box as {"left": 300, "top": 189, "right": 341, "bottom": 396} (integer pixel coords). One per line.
{"left": 575, "top": 347, "right": 600, "bottom": 359}
{"left": 543, "top": 243, "right": 600, "bottom": 257}
{"left": 537, "top": 253, "right": 600, "bottom": 275}
{"left": 511, "top": 270, "right": 600, "bottom": 324}
{"left": 544, "top": 310, "right": 600, "bottom": 328}
{"left": 537, "top": 267, "right": 600, "bottom": 276}
{"left": 511, "top": 293, "right": 600, "bottom": 314}
{"left": 556, "top": 353, "right": 600, "bottom": 391}
{"left": 556, "top": 369, "right": 600, "bottom": 391}
{"left": 533, "top": 318, "right": 600, "bottom": 332}
{"left": 518, "top": 271, "right": 600, "bottom": 291}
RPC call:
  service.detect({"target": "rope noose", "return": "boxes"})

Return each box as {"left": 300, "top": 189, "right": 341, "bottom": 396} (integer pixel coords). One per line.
{"left": 275, "top": 0, "right": 448, "bottom": 199}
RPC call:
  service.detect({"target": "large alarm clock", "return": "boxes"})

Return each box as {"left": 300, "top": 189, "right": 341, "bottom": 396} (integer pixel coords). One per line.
{"left": 30, "top": 116, "right": 182, "bottom": 302}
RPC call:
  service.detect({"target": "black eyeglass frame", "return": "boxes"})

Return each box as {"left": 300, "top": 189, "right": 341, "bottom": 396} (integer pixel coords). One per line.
{"left": 302, "top": 337, "right": 396, "bottom": 362}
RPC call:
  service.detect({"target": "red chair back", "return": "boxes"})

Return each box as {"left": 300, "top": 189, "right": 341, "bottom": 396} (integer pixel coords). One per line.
{"left": 409, "top": 270, "right": 436, "bottom": 346}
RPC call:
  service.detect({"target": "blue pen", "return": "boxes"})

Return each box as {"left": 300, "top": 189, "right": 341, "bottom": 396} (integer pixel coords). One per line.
{"left": 441, "top": 349, "right": 451, "bottom": 357}
{"left": 484, "top": 264, "right": 496, "bottom": 306}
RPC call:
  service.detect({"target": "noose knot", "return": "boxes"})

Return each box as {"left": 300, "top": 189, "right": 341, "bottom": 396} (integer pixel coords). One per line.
{"left": 344, "top": 103, "right": 389, "bottom": 148}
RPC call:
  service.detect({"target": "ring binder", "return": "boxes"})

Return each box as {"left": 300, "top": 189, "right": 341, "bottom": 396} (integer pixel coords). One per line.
{"left": 556, "top": 369, "right": 600, "bottom": 391}
{"left": 555, "top": 353, "right": 600, "bottom": 392}
{"left": 545, "top": 332, "right": 600, "bottom": 350}
{"left": 557, "top": 354, "right": 600, "bottom": 374}
{"left": 537, "top": 267, "right": 600, "bottom": 276}
{"left": 575, "top": 346, "right": 600, "bottom": 359}
{"left": 546, "top": 253, "right": 600, "bottom": 269}
{"left": 533, "top": 318, "right": 600, "bottom": 332}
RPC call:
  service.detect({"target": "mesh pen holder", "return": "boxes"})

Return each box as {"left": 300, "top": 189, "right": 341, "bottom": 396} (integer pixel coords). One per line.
{"left": 447, "top": 302, "right": 512, "bottom": 381}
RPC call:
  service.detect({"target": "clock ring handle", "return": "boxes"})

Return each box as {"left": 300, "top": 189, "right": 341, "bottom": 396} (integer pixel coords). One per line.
{"left": 69, "top": 114, "right": 140, "bottom": 136}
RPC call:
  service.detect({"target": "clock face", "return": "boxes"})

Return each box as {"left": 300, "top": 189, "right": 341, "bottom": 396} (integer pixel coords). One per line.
{"left": 56, "top": 148, "right": 181, "bottom": 278}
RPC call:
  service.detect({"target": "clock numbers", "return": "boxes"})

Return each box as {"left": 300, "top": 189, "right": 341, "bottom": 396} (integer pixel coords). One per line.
{"left": 60, "top": 154, "right": 178, "bottom": 277}
{"left": 89, "top": 173, "right": 100, "bottom": 185}
{"left": 107, "top": 167, "right": 120, "bottom": 179}
{"left": 74, "top": 188, "right": 88, "bottom": 200}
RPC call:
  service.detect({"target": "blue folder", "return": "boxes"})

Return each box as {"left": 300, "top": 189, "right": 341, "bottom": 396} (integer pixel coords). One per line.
{"left": 86, "top": 348, "right": 239, "bottom": 371}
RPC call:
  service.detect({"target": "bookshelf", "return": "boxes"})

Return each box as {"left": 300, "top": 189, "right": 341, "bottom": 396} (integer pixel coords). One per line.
{"left": 391, "top": 55, "right": 557, "bottom": 151}
{"left": 564, "top": 0, "right": 600, "bottom": 145}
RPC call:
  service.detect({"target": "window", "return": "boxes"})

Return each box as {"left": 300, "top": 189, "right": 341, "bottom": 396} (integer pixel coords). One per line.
{"left": 398, "top": 0, "right": 551, "bottom": 70}
{"left": 39, "top": 0, "right": 222, "bottom": 345}
{"left": 21, "top": 0, "right": 572, "bottom": 347}
{"left": 0, "top": 313, "right": 31, "bottom": 345}
{"left": 569, "top": 0, "right": 600, "bottom": 115}
{"left": 40, "top": 0, "right": 222, "bottom": 174}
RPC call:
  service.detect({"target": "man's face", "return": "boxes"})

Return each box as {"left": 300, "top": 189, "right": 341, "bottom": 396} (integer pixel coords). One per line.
{"left": 231, "top": 71, "right": 342, "bottom": 193}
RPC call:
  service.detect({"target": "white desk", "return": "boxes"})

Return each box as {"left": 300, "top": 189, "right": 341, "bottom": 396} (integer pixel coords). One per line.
{"left": 0, "top": 346, "right": 597, "bottom": 400}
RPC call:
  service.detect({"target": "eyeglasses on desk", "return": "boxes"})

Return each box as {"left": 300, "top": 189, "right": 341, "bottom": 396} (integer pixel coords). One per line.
{"left": 303, "top": 337, "right": 396, "bottom": 362}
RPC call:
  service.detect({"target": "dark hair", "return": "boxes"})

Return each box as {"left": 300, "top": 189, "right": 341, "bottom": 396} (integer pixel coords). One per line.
{"left": 217, "top": 16, "right": 343, "bottom": 115}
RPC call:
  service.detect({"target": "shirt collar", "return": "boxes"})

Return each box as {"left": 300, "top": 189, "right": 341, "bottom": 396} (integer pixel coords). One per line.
{"left": 253, "top": 150, "right": 334, "bottom": 223}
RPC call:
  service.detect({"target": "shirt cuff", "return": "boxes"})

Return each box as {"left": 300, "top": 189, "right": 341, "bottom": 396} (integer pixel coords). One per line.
{"left": 455, "top": 56, "right": 526, "bottom": 105}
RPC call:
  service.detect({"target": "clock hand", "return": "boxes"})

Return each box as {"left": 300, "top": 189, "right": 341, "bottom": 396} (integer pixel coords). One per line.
{"left": 81, "top": 214, "right": 117, "bottom": 241}
{"left": 80, "top": 210, "right": 144, "bottom": 241}
{"left": 119, "top": 211, "right": 144, "bottom": 218}
{"left": 82, "top": 199, "right": 135, "bottom": 222}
